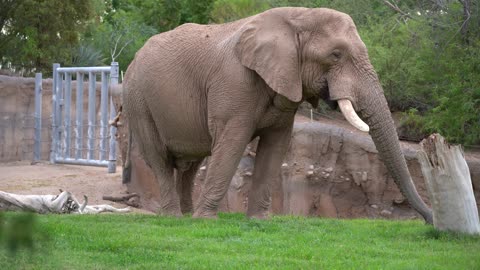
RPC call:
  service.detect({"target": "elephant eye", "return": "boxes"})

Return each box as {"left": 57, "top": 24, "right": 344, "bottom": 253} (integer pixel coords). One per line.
{"left": 331, "top": 50, "right": 342, "bottom": 61}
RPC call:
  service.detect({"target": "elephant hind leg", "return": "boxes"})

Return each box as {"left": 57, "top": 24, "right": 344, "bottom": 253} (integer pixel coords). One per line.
{"left": 128, "top": 106, "right": 181, "bottom": 216}
{"left": 175, "top": 160, "right": 203, "bottom": 214}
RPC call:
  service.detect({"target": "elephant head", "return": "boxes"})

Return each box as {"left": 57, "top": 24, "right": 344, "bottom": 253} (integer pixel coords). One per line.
{"left": 235, "top": 7, "right": 432, "bottom": 223}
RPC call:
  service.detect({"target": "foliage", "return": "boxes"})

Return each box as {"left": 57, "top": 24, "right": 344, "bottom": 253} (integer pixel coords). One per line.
{"left": 70, "top": 45, "right": 107, "bottom": 68}
{"left": 0, "top": 0, "right": 97, "bottom": 75}
{"left": 108, "top": 0, "right": 182, "bottom": 33}
{"left": 375, "top": 1, "right": 480, "bottom": 145}
{"left": 181, "top": 0, "right": 215, "bottom": 25}
{"left": 210, "top": 0, "right": 269, "bottom": 23}
{"left": 83, "top": 8, "right": 157, "bottom": 72}
{"left": 1, "top": 213, "right": 480, "bottom": 269}
{"left": 0, "top": 0, "right": 478, "bottom": 144}
{"left": 80, "top": 0, "right": 216, "bottom": 73}
{"left": 396, "top": 109, "right": 429, "bottom": 142}
{"left": 360, "top": 17, "right": 437, "bottom": 112}
{"left": 424, "top": 83, "right": 480, "bottom": 146}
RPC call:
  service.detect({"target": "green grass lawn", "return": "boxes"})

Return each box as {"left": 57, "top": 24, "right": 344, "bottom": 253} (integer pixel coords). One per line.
{"left": 1, "top": 212, "right": 479, "bottom": 269}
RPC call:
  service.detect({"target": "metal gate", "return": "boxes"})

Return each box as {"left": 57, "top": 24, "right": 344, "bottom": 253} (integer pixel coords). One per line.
{"left": 50, "top": 62, "right": 119, "bottom": 173}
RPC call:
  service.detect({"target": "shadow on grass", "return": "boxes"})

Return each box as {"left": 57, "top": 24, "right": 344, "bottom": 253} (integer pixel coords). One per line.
{"left": 425, "top": 227, "right": 480, "bottom": 241}
{"left": 0, "top": 212, "right": 51, "bottom": 257}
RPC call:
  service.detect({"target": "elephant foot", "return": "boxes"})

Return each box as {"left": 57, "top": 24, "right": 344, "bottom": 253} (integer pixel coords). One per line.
{"left": 247, "top": 210, "right": 270, "bottom": 219}
{"left": 156, "top": 203, "right": 182, "bottom": 217}
{"left": 180, "top": 201, "right": 194, "bottom": 215}
{"left": 192, "top": 208, "right": 218, "bottom": 219}
{"left": 247, "top": 202, "right": 271, "bottom": 219}
{"left": 181, "top": 209, "right": 193, "bottom": 215}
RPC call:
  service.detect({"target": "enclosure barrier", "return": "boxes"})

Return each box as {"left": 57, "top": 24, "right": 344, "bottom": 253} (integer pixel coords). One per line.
{"left": 49, "top": 62, "right": 119, "bottom": 173}
{"left": 33, "top": 73, "right": 43, "bottom": 162}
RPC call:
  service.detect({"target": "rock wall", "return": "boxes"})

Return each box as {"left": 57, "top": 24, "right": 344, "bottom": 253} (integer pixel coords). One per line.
{"left": 125, "top": 121, "right": 480, "bottom": 219}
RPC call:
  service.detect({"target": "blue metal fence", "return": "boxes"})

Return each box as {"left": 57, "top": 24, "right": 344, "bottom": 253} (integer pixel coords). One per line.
{"left": 42, "top": 62, "right": 119, "bottom": 173}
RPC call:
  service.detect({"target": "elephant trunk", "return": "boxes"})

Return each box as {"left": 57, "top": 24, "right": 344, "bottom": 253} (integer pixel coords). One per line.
{"left": 358, "top": 86, "right": 433, "bottom": 224}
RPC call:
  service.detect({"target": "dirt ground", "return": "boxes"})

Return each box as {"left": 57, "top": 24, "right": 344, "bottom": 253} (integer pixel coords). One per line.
{"left": 0, "top": 161, "right": 152, "bottom": 214}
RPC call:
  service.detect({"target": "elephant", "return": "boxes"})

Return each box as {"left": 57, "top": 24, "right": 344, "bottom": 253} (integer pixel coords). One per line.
{"left": 121, "top": 7, "right": 433, "bottom": 223}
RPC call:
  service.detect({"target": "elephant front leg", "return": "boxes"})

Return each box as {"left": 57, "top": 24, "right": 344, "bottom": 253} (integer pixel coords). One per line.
{"left": 193, "top": 120, "right": 254, "bottom": 218}
{"left": 247, "top": 118, "right": 294, "bottom": 219}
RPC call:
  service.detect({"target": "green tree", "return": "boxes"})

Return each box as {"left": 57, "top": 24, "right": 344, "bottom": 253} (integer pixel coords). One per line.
{"left": 367, "top": 1, "right": 480, "bottom": 145}
{"left": 83, "top": 8, "right": 156, "bottom": 72}
{"left": 211, "top": 0, "right": 269, "bottom": 23}
{"left": 102, "top": 0, "right": 172, "bottom": 32}
{"left": 181, "top": 0, "right": 215, "bottom": 24}
{"left": 82, "top": 0, "right": 216, "bottom": 73}
{"left": 0, "top": 0, "right": 96, "bottom": 75}
{"left": 0, "top": 0, "right": 19, "bottom": 55}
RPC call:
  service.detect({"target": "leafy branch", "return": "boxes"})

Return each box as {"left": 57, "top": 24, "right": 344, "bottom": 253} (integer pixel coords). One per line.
{"left": 109, "top": 19, "right": 134, "bottom": 62}
{"left": 382, "top": 0, "right": 412, "bottom": 20}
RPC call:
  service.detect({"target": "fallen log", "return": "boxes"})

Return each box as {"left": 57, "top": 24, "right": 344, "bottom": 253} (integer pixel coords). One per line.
{"left": 417, "top": 134, "right": 480, "bottom": 234}
{"left": 102, "top": 193, "right": 140, "bottom": 207}
{"left": 0, "top": 190, "right": 130, "bottom": 214}
{"left": 102, "top": 193, "right": 138, "bottom": 202}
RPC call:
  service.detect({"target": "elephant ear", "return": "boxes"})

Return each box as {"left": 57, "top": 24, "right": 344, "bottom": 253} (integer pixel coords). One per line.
{"left": 235, "top": 12, "right": 302, "bottom": 103}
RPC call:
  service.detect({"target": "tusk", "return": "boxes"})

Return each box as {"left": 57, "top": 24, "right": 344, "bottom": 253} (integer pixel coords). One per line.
{"left": 338, "top": 99, "right": 369, "bottom": 132}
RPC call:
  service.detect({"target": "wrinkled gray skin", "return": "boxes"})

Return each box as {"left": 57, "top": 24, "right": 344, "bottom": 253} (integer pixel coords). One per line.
{"left": 122, "top": 7, "right": 433, "bottom": 223}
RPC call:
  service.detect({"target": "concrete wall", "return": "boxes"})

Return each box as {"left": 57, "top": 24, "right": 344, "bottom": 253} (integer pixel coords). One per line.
{"left": 0, "top": 75, "right": 53, "bottom": 161}
{"left": 0, "top": 75, "right": 110, "bottom": 162}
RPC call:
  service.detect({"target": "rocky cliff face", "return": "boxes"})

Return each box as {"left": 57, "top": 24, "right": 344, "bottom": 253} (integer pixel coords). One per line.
{"left": 125, "top": 121, "right": 480, "bottom": 220}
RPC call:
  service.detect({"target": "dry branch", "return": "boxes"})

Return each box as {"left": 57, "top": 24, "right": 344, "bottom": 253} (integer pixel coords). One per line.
{"left": 383, "top": 0, "right": 413, "bottom": 19}
{"left": 0, "top": 190, "right": 131, "bottom": 214}
{"left": 102, "top": 193, "right": 139, "bottom": 207}
{"left": 102, "top": 193, "right": 138, "bottom": 202}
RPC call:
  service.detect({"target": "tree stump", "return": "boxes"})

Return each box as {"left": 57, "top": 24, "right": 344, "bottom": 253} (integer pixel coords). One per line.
{"left": 417, "top": 134, "right": 480, "bottom": 234}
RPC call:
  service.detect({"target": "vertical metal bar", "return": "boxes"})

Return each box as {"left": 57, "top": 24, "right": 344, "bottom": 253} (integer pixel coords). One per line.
{"left": 58, "top": 72, "right": 64, "bottom": 158}
{"left": 64, "top": 72, "right": 72, "bottom": 158}
{"left": 111, "top": 62, "right": 119, "bottom": 85}
{"left": 75, "top": 72, "right": 84, "bottom": 159}
{"left": 108, "top": 62, "right": 119, "bottom": 173}
{"left": 87, "top": 71, "right": 96, "bottom": 160}
{"left": 99, "top": 71, "right": 108, "bottom": 160}
{"left": 33, "top": 73, "right": 42, "bottom": 162}
{"left": 50, "top": 63, "right": 60, "bottom": 163}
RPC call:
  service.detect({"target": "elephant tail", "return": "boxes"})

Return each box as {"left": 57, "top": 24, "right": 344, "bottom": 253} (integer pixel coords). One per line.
{"left": 122, "top": 128, "right": 132, "bottom": 184}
